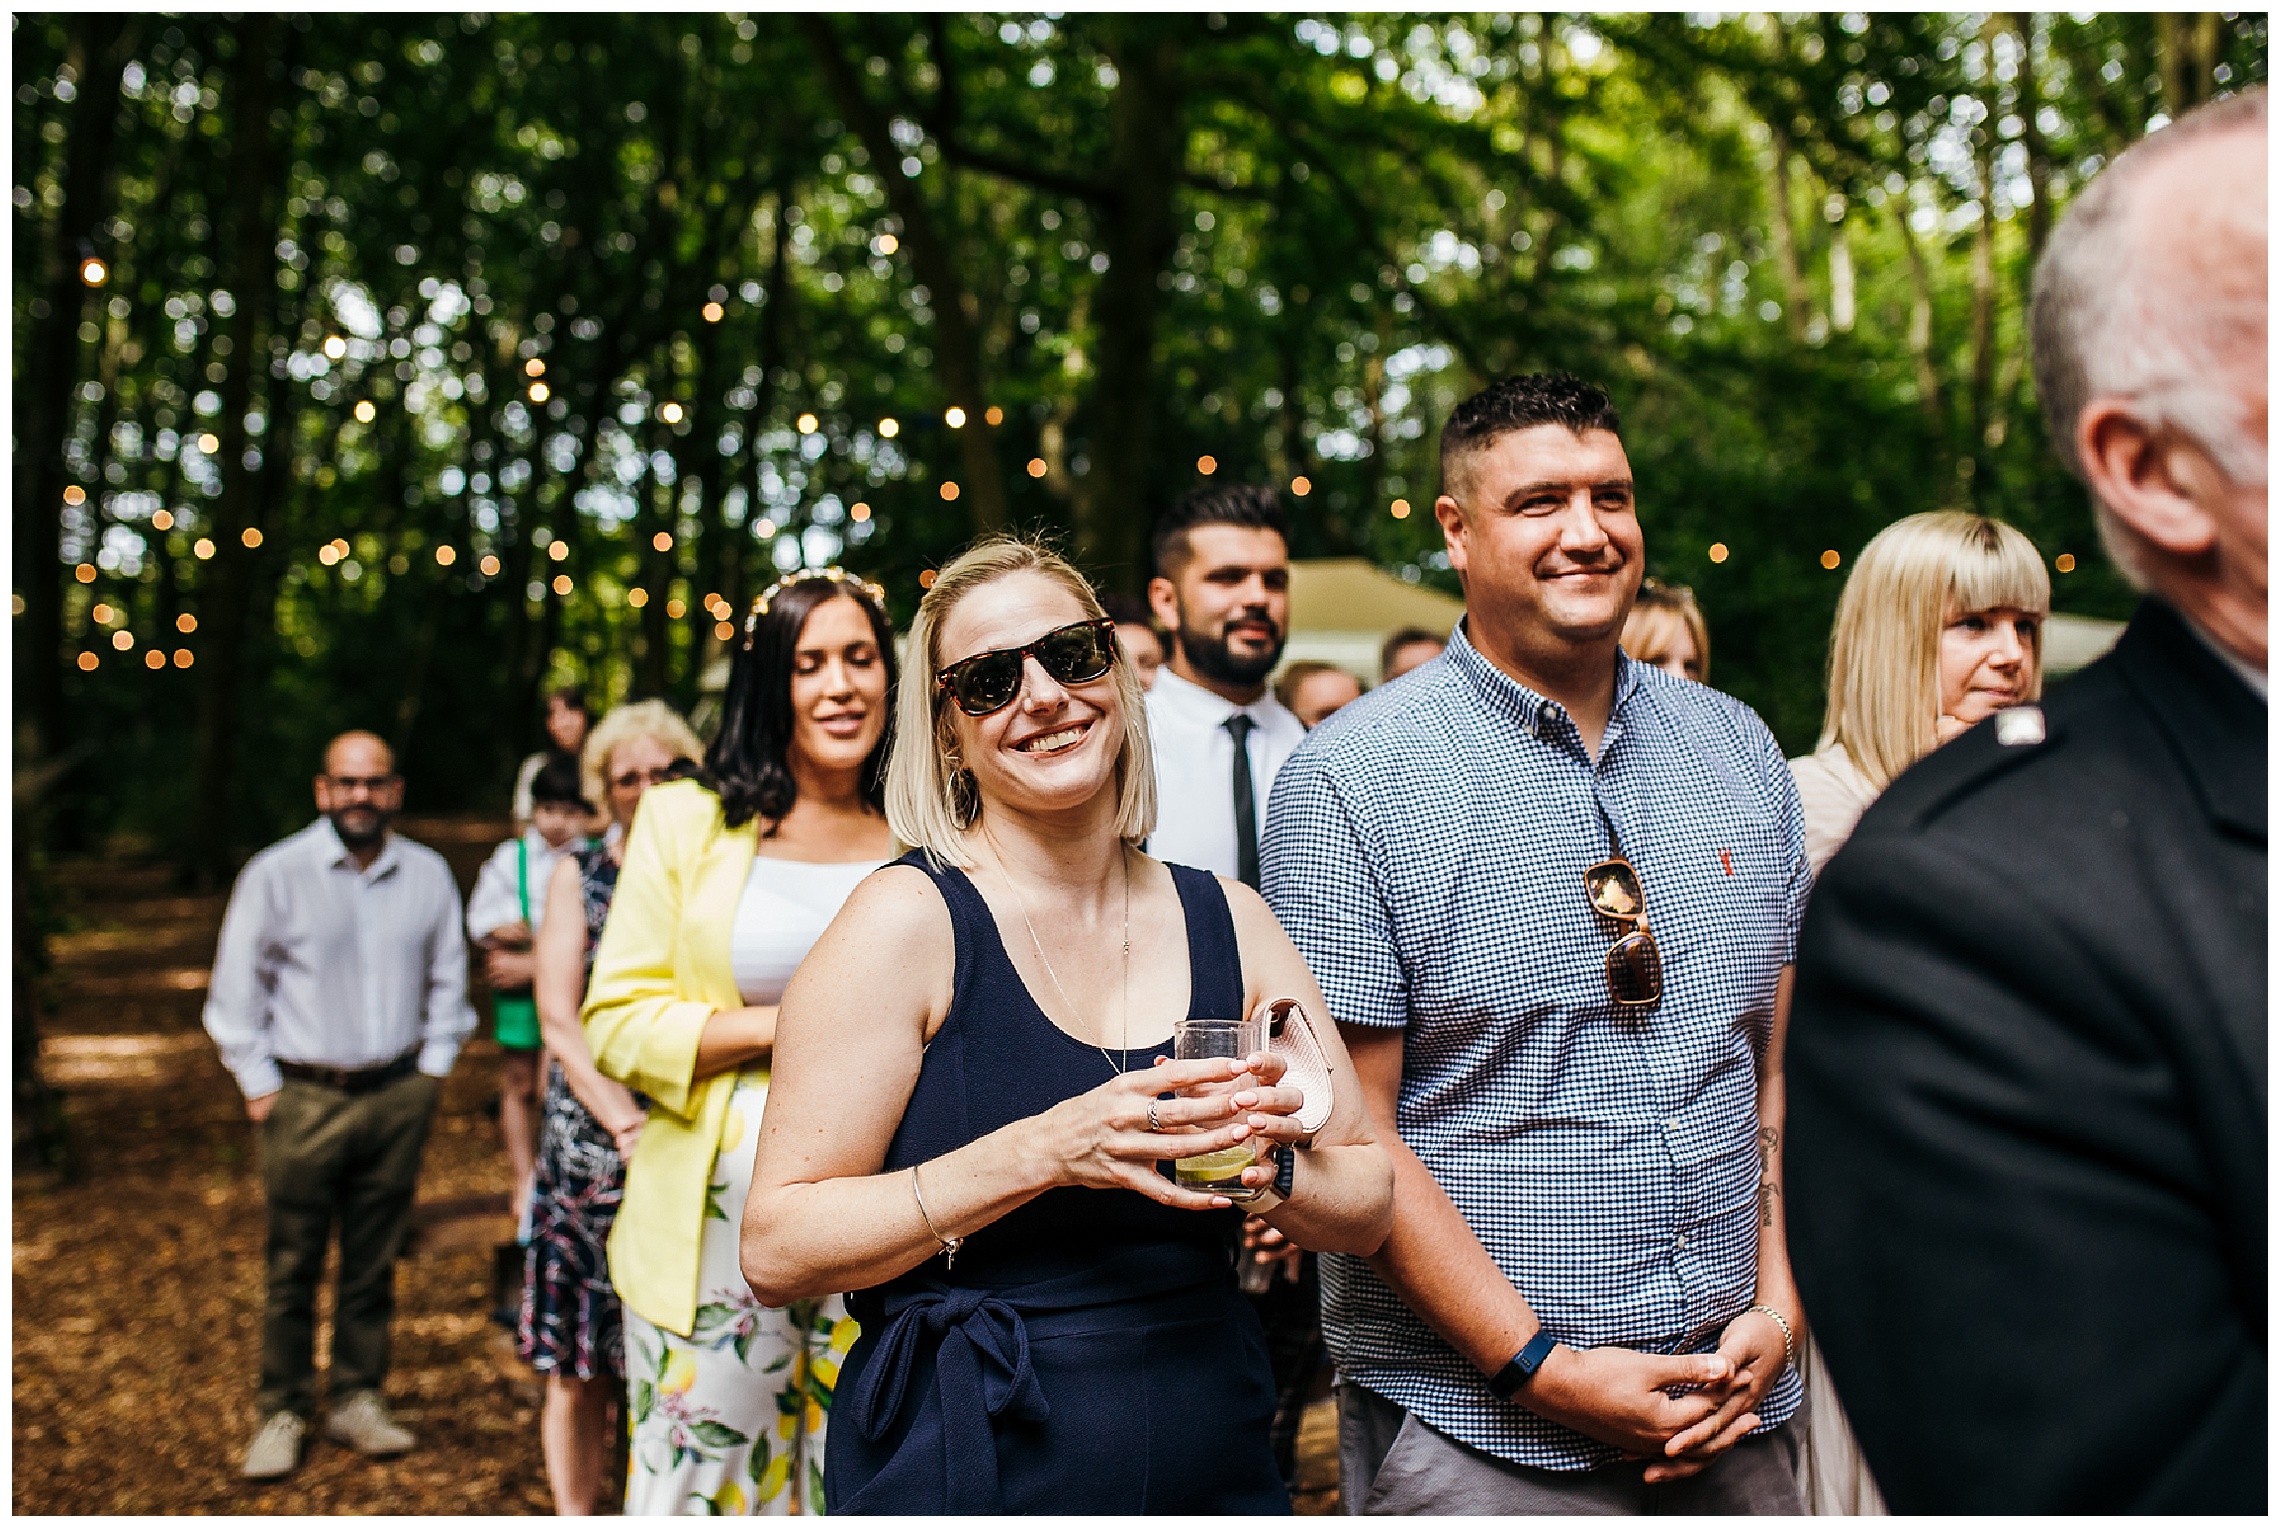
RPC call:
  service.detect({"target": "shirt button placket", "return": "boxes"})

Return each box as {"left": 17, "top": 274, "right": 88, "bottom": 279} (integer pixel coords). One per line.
{"left": 360, "top": 871, "right": 381, "bottom": 1054}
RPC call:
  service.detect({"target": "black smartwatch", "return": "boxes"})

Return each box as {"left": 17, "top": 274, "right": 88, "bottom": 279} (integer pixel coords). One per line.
{"left": 1487, "top": 1326, "right": 1559, "bottom": 1401}
{"left": 1241, "top": 1143, "right": 1300, "bottom": 1211}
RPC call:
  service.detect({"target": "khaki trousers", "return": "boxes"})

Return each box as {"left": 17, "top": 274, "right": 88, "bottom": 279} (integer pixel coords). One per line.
{"left": 257, "top": 1070, "right": 441, "bottom": 1419}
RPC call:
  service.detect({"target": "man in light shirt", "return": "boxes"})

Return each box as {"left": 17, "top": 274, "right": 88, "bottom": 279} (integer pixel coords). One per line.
{"left": 1143, "top": 482, "right": 1307, "bottom": 887}
{"left": 203, "top": 730, "right": 478, "bottom": 1481}
{"left": 1141, "top": 480, "right": 1317, "bottom": 1489}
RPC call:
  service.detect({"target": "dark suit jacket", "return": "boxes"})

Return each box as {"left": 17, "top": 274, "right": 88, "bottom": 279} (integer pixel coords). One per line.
{"left": 1787, "top": 598, "right": 2266, "bottom": 1513}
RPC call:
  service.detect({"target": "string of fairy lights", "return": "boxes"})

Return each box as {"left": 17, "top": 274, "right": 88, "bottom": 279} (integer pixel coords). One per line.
{"left": 42, "top": 264, "right": 2085, "bottom": 672}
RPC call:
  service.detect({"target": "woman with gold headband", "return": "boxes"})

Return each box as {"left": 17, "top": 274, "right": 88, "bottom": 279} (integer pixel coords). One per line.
{"left": 582, "top": 567, "right": 897, "bottom": 1514}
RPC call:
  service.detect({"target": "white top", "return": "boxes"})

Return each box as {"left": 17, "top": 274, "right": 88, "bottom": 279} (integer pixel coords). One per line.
{"left": 202, "top": 820, "right": 478, "bottom": 1099}
{"left": 1788, "top": 744, "right": 1882, "bottom": 875}
{"left": 1143, "top": 666, "right": 1307, "bottom": 879}
{"left": 729, "top": 855, "right": 888, "bottom": 1005}
{"left": 466, "top": 829, "right": 574, "bottom": 941}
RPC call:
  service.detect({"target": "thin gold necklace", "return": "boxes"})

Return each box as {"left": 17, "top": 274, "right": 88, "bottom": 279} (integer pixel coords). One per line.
{"left": 989, "top": 840, "right": 1132, "bottom": 1080}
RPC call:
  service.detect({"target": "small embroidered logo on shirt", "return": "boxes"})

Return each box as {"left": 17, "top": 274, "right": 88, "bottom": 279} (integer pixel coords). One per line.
{"left": 1719, "top": 849, "right": 1734, "bottom": 876}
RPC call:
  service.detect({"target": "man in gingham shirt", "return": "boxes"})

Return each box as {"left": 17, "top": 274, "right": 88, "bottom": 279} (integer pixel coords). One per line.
{"left": 1264, "top": 374, "right": 1808, "bottom": 1513}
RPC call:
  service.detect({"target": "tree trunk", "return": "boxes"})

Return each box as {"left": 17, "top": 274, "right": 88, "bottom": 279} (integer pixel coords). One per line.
{"left": 1828, "top": 221, "right": 1856, "bottom": 333}
{"left": 499, "top": 406, "right": 553, "bottom": 754}
{"left": 1766, "top": 129, "right": 1811, "bottom": 343}
{"left": 17, "top": 16, "right": 132, "bottom": 779}
{"left": 187, "top": 15, "right": 282, "bottom": 884}
{"left": 634, "top": 417, "right": 670, "bottom": 698}
{"left": 798, "top": 17, "right": 1008, "bottom": 537}
{"left": 728, "top": 183, "right": 793, "bottom": 616}
{"left": 1893, "top": 204, "right": 1946, "bottom": 434}
{"left": 685, "top": 307, "right": 729, "bottom": 630}
{"left": 2156, "top": 13, "right": 2222, "bottom": 115}
{"left": 1968, "top": 130, "right": 1998, "bottom": 454}
{"left": 1361, "top": 315, "right": 1389, "bottom": 520}
{"left": 2009, "top": 15, "right": 2054, "bottom": 268}
{"left": 1076, "top": 23, "right": 1187, "bottom": 589}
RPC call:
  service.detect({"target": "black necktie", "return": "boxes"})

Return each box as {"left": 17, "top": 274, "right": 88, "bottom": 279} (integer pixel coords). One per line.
{"left": 1226, "top": 714, "right": 1259, "bottom": 889}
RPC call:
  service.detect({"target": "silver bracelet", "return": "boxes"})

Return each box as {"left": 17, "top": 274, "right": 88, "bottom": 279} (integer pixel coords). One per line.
{"left": 910, "top": 1164, "right": 963, "bottom": 1271}
{"left": 1745, "top": 1303, "right": 1795, "bottom": 1370}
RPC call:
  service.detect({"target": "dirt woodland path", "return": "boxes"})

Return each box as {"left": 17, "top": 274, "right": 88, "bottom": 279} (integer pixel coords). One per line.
{"left": 14, "top": 814, "right": 1338, "bottom": 1515}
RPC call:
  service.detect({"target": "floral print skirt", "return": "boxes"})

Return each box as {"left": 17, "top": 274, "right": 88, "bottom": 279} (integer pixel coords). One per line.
{"left": 624, "top": 1075, "right": 855, "bottom": 1516}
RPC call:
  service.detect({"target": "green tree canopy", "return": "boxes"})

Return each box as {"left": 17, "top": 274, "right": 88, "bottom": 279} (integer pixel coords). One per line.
{"left": 13, "top": 12, "right": 2265, "bottom": 874}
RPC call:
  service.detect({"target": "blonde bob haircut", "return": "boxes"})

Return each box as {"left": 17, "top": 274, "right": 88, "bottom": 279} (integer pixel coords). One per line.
{"left": 1623, "top": 580, "right": 1712, "bottom": 681}
{"left": 581, "top": 698, "right": 705, "bottom": 827}
{"left": 1818, "top": 511, "right": 2051, "bottom": 791}
{"left": 886, "top": 536, "right": 1157, "bottom": 866}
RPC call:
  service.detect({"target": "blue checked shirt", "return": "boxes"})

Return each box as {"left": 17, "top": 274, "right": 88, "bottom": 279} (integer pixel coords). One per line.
{"left": 1262, "top": 621, "right": 1808, "bottom": 1471}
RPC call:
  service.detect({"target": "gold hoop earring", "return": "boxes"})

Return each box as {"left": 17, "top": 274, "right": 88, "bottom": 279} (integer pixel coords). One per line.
{"left": 948, "top": 767, "right": 981, "bottom": 829}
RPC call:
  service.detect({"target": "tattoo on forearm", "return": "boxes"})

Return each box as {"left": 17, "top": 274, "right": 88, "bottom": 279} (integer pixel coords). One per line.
{"left": 1757, "top": 1126, "right": 1780, "bottom": 1228}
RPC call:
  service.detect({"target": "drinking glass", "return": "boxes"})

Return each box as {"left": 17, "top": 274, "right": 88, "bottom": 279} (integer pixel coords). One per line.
{"left": 1170, "top": 1016, "right": 1265, "bottom": 1198}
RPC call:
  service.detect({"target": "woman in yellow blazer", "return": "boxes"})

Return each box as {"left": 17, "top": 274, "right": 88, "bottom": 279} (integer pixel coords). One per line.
{"left": 584, "top": 569, "right": 897, "bottom": 1515}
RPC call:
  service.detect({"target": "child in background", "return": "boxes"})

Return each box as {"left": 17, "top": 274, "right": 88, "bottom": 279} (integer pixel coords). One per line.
{"left": 468, "top": 755, "right": 593, "bottom": 1278}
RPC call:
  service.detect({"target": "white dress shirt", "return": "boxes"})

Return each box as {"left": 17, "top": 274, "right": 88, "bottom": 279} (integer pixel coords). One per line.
{"left": 1143, "top": 665, "right": 1307, "bottom": 879}
{"left": 202, "top": 818, "right": 479, "bottom": 1100}
{"left": 466, "top": 828, "right": 573, "bottom": 942}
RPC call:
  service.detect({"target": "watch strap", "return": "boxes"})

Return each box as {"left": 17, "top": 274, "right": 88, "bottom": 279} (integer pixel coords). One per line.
{"left": 1241, "top": 1143, "right": 1300, "bottom": 1212}
{"left": 1487, "top": 1326, "right": 1559, "bottom": 1400}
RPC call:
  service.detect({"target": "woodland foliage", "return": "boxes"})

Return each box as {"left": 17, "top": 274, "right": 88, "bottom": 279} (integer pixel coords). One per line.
{"left": 12, "top": 12, "right": 2266, "bottom": 872}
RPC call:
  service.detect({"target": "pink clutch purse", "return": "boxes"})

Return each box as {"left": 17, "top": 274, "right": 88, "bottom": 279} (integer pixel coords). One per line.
{"left": 1262, "top": 996, "right": 1334, "bottom": 1141}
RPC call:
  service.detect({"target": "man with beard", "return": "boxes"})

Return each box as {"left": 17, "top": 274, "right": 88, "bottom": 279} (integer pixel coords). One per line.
{"left": 1142, "top": 481, "right": 1319, "bottom": 1491}
{"left": 1144, "top": 482, "right": 1307, "bottom": 885}
{"left": 203, "top": 730, "right": 477, "bottom": 1481}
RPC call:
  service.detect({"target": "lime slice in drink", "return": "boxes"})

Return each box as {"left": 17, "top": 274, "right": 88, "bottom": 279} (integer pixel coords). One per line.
{"left": 1175, "top": 1146, "right": 1256, "bottom": 1186}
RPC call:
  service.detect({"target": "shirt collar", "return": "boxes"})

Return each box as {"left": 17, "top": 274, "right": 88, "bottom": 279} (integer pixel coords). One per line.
{"left": 315, "top": 816, "right": 401, "bottom": 878}
{"left": 1153, "top": 664, "right": 1287, "bottom": 726}
{"left": 1445, "top": 619, "right": 1644, "bottom": 741}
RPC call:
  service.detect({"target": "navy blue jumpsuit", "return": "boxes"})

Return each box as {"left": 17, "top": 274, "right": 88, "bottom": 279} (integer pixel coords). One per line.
{"left": 825, "top": 854, "right": 1290, "bottom": 1515}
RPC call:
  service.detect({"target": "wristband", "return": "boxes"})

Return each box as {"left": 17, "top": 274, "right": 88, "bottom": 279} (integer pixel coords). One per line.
{"left": 1487, "top": 1325, "right": 1559, "bottom": 1400}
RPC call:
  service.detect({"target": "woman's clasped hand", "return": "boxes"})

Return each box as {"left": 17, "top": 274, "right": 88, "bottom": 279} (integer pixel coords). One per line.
{"left": 1043, "top": 1048, "right": 1307, "bottom": 1204}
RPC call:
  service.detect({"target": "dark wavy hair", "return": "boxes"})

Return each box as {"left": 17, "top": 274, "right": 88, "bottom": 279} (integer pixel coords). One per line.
{"left": 704, "top": 576, "right": 898, "bottom": 832}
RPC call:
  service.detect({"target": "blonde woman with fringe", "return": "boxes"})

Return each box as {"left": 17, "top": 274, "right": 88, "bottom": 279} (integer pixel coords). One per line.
{"left": 1793, "top": 512, "right": 2051, "bottom": 876}
{"left": 740, "top": 536, "right": 1391, "bottom": 1515}
{"left": 1621, "top": 578, "right": 1713, "bottom": 683}
{"left": 1789, "top": 510, "right": 2048, "bottom": 1517}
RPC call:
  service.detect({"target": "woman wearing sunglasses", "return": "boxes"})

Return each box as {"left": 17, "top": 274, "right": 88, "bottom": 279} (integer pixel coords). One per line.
{"left": 741, "top": 536, "right": 1393, "bottom": 1515}
{"left": 520, "top": 698, "right": 701, "bottom": 1513}
{"left": 582, "top": 569, "right": 898, "bottom": 1515}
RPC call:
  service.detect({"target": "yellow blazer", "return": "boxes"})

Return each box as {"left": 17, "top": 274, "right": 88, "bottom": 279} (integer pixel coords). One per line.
{"left": 582, "top": 779, "right": 759, "bottom": 1337}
